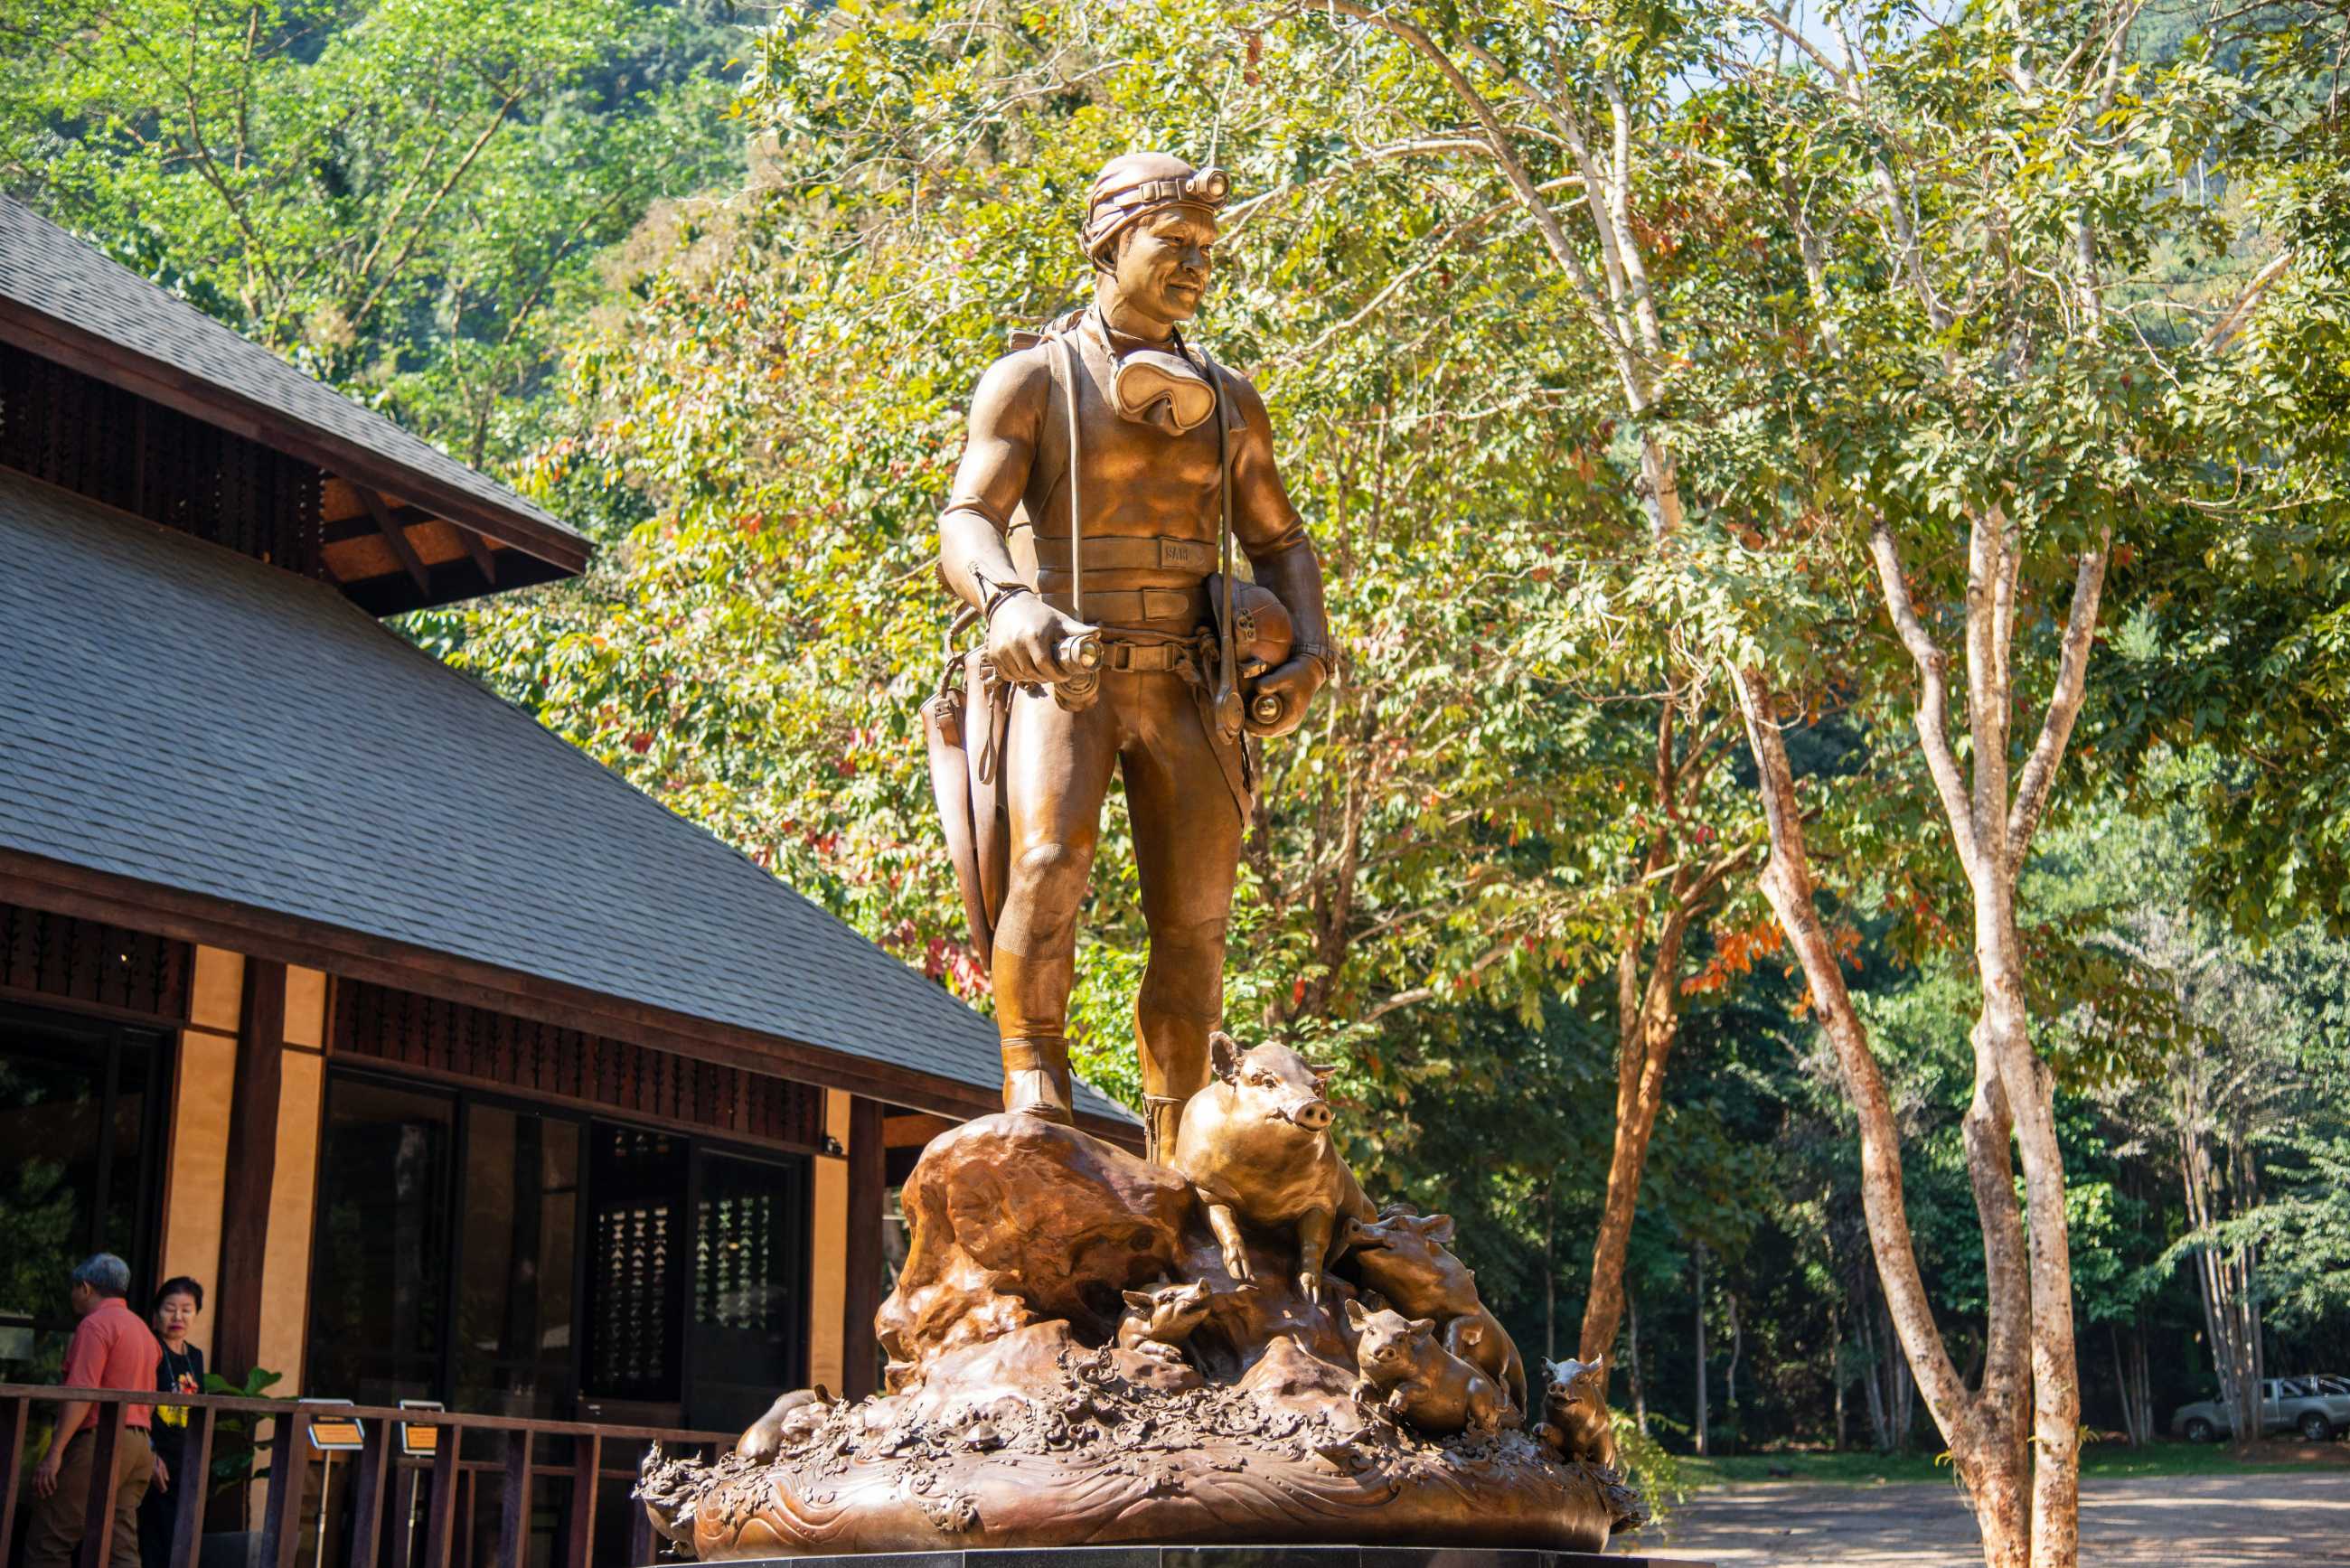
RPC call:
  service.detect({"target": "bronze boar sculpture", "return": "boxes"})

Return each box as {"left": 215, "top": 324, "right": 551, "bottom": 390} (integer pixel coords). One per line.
{"left": 1346, "top": 1300, "right": 1511, "bottom": 1434}
{"left": 1170, "top": 1032, "right": 1377, "bottom": 1304}
{"left": 640, "top": 1029, "right": 1642, "bottom": 1558}
{"left": 1537, "top": 1355, "right": 1623, "bottom": 1470}
{"left": 1341, "top": 1207, "right": 1529, "bottom": 1414}
{"left": 1114, "top": 1277, "right": 1215, "bottom": 1362}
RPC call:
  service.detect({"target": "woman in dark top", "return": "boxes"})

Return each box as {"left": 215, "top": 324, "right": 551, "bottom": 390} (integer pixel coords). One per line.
{"left": 140, "top": 1278, "right": 205, "bottom": 1568}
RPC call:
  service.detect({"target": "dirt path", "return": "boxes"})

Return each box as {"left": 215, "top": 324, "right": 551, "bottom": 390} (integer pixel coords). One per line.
{"left": 1643, "top": 1470, "right": 2350, "bottom": 1565}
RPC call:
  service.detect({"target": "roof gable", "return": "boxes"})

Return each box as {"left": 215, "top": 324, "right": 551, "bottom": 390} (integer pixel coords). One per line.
{"left": 0, "top": 196, "right": 589, "bottom": 605}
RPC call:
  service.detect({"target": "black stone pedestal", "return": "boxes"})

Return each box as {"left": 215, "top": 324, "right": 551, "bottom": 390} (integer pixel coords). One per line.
{"left": 683, "top": 1548, "right": 1710, "bottom": 1568}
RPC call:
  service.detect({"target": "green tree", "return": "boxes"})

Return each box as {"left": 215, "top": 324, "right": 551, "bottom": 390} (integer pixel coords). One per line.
{"left": 1125, "top": 3, "right": 2343, "bottom": 1561}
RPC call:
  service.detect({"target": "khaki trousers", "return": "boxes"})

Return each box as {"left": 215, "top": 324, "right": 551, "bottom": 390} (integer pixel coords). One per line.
{"left": 26, "top": 1426, "right": 152, "bottom": 1568}
{"left": 992, "top": 667, "right": 1243, "bottom": 1109}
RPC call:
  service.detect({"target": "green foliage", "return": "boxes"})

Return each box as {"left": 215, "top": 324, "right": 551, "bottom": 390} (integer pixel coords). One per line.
{"left": 1611, "top": 1408, "right": 1687, "bottom": 1519}
{"left": 442, "top": 3, "right": 1755, "bottom": 1131}
{"left": 202, "top": 1366, "right": 286, "bottom": 1498}
{"left": 437, "top": 0, "right": 2350, "bottom": 1451}
{"left": 1, "top": 0, "right": 744, "bottom": 463}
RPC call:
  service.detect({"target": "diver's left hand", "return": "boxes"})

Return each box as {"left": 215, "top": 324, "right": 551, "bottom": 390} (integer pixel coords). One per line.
{"left": 1245, "top": 655, "right": 1327, "bottom": 738}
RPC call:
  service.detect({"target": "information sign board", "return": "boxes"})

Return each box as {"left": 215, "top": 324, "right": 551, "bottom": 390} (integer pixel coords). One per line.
{"left": 397, "top": 1398, "right": 444, "bottom": 1460}
{"left": 303, "top": 1398, "right": 365, "bottom": 1452}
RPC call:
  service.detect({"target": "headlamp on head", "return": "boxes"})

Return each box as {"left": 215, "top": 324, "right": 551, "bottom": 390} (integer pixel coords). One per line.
{"left": 1083, "top": 157, "right": 1232, "bottom": 260}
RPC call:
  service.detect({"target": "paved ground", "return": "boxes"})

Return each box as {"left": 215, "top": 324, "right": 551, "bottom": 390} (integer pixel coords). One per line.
{"left": 1646, "top": 1470, "right": 2350, "bottom": 1565}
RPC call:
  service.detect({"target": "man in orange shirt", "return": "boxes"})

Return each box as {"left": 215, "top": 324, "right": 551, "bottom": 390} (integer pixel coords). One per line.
{"left": 28, "top": 1253, "right": 160, "bottom": 1568}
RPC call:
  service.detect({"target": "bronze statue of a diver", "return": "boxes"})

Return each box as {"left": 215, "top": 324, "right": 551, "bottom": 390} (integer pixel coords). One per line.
{"left": 931, "top": 152, "right": 1334, "bottom": 1160}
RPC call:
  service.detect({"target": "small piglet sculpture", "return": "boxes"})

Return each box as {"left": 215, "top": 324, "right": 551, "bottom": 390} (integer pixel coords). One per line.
{"left": 1171, "top": 1032, "right": 1374, "bottom": 1303}
{"left": 1537, "top": 1356, "right": 1621, "bottom": 1469}
{"left": 1341, "top": 1208, "right": 1527, "bottom": 1414}
{"left": 737, "top": 1385, "right": 832, "bottom": 1462}
{"left": 1115, "top": 1278, "right": 1213, "bottom": 1361}
{"left": 1345, "top": 1300, "right": 1508, "bottom": 1433}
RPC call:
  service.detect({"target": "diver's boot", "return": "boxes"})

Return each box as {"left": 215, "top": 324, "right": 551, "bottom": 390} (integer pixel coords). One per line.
{"left": 1143, "top": 1094, "right": 1186, "bottom": 1166}
{"left": 1001, "top": 1036, "right": 1074, "bottom": 1123}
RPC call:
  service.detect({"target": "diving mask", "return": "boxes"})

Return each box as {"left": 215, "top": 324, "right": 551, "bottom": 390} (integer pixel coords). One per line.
{"left": 1112, "top": 345, "right": 1217, "bottom": 435}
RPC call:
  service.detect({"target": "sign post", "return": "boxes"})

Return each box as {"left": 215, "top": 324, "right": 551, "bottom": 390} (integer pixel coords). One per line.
{"left": 301, "top": 1400, "right": 365, "bottom": 1568}
{"left": 396, "top": 1400, "right": 445, "bottom": 1565}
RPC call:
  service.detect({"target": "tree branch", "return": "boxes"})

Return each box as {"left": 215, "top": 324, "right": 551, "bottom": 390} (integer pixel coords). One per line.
{"left": 1866, "top": 521, "right": 1985, "bottom": 871}
{"left": 1317, "top": 2, "right": 1619, "bottom": 340}
{"left": 2005, "top": 530, "right": 2112, "bottom": 873}
{"left": 1732, "top": 666, "right": 1975, "bottom": 1425}
{"left": 2203, "top": 250, "right": 2293, "bottom": 351}
{"left": 347, "top": 86, "right": 526, "bottom": 329}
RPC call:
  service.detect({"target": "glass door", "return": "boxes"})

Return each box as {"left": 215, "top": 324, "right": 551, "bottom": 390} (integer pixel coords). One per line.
{"left": 453, "top": 1106, "right": 581, "bottom": 1418}
{"left": 305, "top": 1077, "right": 456, "bottom": 1404}
{"left": 0, "top": 1004, "right": 167, "bottom": 1381}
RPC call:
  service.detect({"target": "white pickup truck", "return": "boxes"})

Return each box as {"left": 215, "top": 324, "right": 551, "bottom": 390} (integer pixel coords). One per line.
{"left": 2172, "top": 1375, "right": 2350, "bottom": 1441}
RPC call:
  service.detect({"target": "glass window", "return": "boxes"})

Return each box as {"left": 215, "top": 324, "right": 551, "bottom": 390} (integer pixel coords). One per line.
{"left": 306, "top": 1078, "right": 455, "bottom": 1404}
{"left": 309, "top": 1073, "right": 811, "bottom": 1431}
{"left": 689, "top": 1150, "right": 809, "bottom": 1432}
{"left": 0, "top": 1006, "right": 164, "bottom": 1381}
{"left": 582, "top": 1125, "right": 687, "bottom": 1406}
{"left": 454, "top": 1107, "right": 580, "bottom": 1419}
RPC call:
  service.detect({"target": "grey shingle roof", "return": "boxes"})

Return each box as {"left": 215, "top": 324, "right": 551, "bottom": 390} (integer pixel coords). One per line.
{"left": 0, "top": 475, "right": 1129, "bottom": 1125}
{"left": 0, "top": 196, "right": 586, "bottom": 572}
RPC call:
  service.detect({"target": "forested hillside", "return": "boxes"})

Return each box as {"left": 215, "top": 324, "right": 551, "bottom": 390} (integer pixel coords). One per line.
{"left": 11, "top": 0, "right": 2347, "bottom": 1526}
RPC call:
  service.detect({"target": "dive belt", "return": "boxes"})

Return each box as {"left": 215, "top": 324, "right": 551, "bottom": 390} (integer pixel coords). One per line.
{"left": 1016, "top": 529, "right": 1217, "bottom": 576}
{"left": 1039, "top": 585, "right": 1203, "bottom": 625}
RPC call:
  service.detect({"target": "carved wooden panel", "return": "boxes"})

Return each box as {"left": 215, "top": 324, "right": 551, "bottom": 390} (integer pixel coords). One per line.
{"left": 332, "top": 977, "right": 825, "bottom": 1148}
{"left": 0, "top": 899, "right": 190, "bottom": 1019}
{"left": 0, "top": 343, "right": 323, "bottom": 576}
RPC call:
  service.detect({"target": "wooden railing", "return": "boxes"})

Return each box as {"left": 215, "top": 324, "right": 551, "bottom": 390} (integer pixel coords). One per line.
{"left": 0, "top": 1384, "right": 730, "bottom": 1568}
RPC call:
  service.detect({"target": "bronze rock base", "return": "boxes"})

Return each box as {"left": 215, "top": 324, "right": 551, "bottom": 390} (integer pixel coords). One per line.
{"left": 661, "top": 1547, "right": 1709, "bottom": 1568}
{"left": 641, "top": 1116, "right": 1643, "bottom": 1559}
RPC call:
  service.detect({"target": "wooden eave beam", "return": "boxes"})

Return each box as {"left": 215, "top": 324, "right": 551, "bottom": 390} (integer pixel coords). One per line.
{"left": 354, "top": 483, "right": 430, "bottom": 593}
{"left": 322, "top": 482, "right": 494, "bottom": 586}
{"left": 458, "top": 524, "right": 497, "bottom": 585}
{"left": 0, "top": 303, "right": 591, "bottom": 575}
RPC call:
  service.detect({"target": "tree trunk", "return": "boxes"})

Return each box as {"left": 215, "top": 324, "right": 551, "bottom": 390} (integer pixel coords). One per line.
{"left": 2110, "top": 1325, "right": 2148, "bottom": 1448}
{"left": 1858, "top": 1290, "right": 1890, "bottom": 1451}
{"left": 1889, "top": 1318, "right": 1915, "bottom": 1452}
{"left": 1976, "top": 925, "right": 2082, "bottom": 1564}
{"left": 1725, "top": 1290, "right": 1743, "bottom": 1452}
{"left": 2179, "top": 1063, "right": 2263, "bottom": 1446}
{"left": 1627, "top": 1288, "right": 1649, "bottom": 1436}
{"left": 2130, "top": 1324, "right": 2152, "bottom": 1448}
{"left": 1734, "top": 666, "right": 2034, "bottom": 1567}
{"left": 1693, "top": 1244, "right": 1709, "bottom": 1458}
{"left": 1831, "top": 1300, "right": 1847, "bottom": 1452}
{"left": 1861, "top": 1287, "right": 1917, "bottom": 1454}
{"left": 1544, "top": 1183, "right": 1558, "bottom": 1362}
{"left": 1736, "top": 490, "right": 2110, "bottom": 1568}
{"left": 1581, "top": 898, "right": 1697, "bottom": 1372}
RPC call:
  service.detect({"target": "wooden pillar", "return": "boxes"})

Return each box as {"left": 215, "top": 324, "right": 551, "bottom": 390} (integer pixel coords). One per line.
{"left": 841, "top": 1096, "right": 886, "bottom": 1400}
{"left": 806, "top": 1093, "right": 850, "bottom": 1392}
{"left": 213, "top": 958, "right": 287, "bottom": 1380}
{"left": 162, "top": 947, "right": 247, "bottom": 1365}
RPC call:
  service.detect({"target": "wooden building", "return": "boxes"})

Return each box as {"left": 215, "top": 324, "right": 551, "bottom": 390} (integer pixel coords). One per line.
{"left": 0, "top": 194, "right": 1136, "bottom": 1465}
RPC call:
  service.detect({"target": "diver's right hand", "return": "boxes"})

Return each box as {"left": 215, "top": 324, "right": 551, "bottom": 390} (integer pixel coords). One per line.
{"left": 985, "top": 592, "right": 1095, "bottom": 685}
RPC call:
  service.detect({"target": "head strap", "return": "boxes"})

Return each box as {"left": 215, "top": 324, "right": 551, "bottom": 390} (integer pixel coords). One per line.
{"left": 1084, "top": 164, "right": 1230, "bottom": 260}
